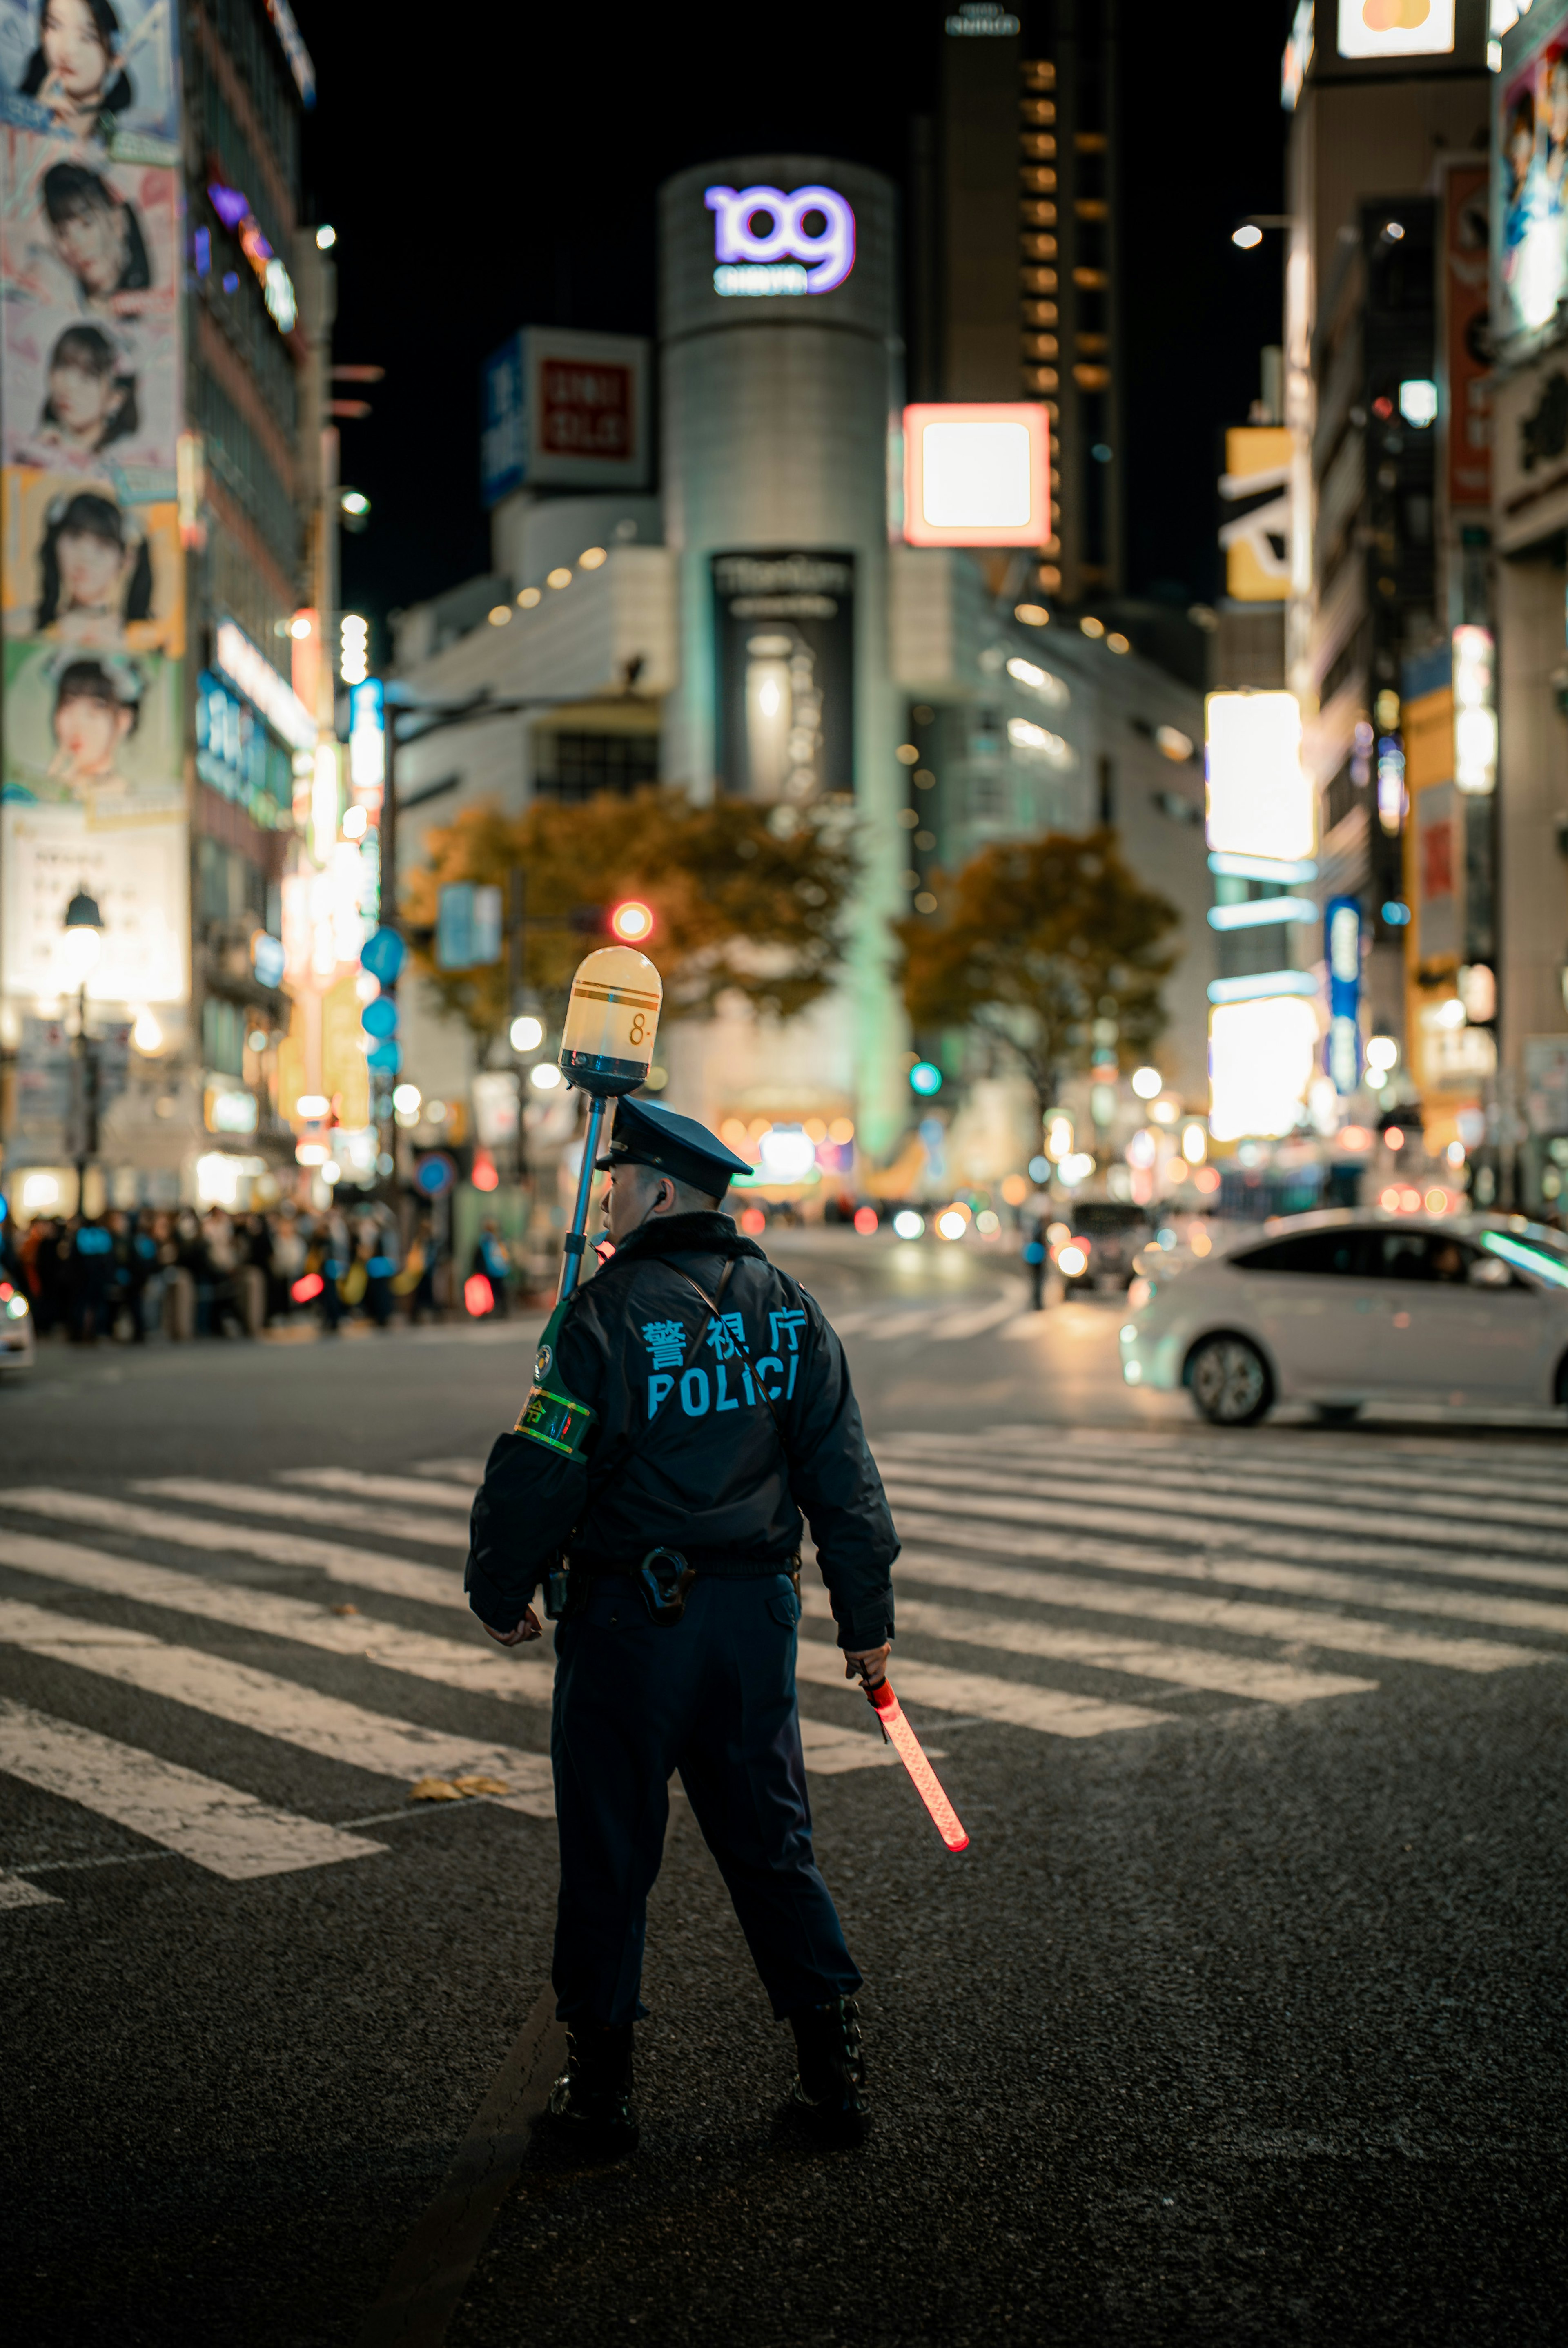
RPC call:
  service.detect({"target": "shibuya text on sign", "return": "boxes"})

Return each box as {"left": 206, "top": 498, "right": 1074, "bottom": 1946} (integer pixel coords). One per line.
{"left": 706, "top": 184, "right": 856, "bottom": 297}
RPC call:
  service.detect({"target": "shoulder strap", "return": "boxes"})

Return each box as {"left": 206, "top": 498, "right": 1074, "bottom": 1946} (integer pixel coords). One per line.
{"left": 664, "top": 1260, "right": 792, "bottom": 1464}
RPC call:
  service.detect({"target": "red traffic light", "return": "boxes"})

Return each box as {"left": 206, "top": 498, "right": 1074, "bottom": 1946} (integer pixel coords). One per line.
{"left": 610, "top": 899, "right": 654, "bottom": 944}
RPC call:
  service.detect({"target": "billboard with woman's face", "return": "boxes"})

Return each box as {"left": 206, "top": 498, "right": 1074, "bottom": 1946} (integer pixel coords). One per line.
{"left": 2, "top": 470, "right": 182, "bottom": 653}
{"left": 1494, "top": 9, "right": 1568, "bottom": 355}
{"left": 0, "top": 131, "right": 179, "bottom": 490}
{"left": 0, "top": 0, "right": 178, "bottom": 160}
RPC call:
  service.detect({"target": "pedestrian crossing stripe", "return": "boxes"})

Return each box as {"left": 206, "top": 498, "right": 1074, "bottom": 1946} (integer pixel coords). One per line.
{"left": 0, "top": 1695, "right": 385, "bottom": 1880}
{"left": 1, "top": 1429, "right": 1564, "bottom": 1902}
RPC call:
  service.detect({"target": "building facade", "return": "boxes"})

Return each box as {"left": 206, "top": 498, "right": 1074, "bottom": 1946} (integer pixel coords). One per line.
{"left": 389, "top": 142, "right": 1210, "bottom": 1200}
{"left": 0, "top": 0, "right": 341, "bottom": 1222}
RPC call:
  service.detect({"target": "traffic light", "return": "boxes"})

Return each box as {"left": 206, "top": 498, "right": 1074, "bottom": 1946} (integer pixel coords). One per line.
{"left": 568, "top": 901, "right": 657, "bottom": 943}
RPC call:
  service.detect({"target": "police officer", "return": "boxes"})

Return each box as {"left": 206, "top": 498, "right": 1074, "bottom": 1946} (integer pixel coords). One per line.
{"left": 466, "top": 1094, "right": 899, "bottom": 2152}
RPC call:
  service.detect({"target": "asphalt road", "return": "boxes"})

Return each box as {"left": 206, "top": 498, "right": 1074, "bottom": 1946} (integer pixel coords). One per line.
{"left": 4, "top": 1229, "right": 1566, "bottom": 2346}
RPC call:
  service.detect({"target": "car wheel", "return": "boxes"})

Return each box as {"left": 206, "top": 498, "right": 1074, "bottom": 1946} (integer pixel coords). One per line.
{"left": 1187, "top": 1335, "right": 1272, "bottom": 1427}
{"left": 1314, "top": 1403, "right": 1362, "bottom": 1426}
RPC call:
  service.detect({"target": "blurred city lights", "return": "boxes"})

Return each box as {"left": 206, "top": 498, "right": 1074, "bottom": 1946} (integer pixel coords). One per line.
{"left": 1131, "top": 1065, "right": 1162, "bottom": 1099}
{"left": 910, "top": 1061, "right": 943, "bottom": 1095}
{"left": 510, "top": 1015, "right": 544, "bottom": 1051}
{"left": 1000, "top": 1174, "right": 1029, "bottom": 1205}
{"left": 1366, "top": 1035, "right": 1399, "bottom": 1070}
{"left": 936, "top": 1205, "right": 971, "bottom": 1240}
{"left": 1045, "top": 1115, "right": 1073, "bottom": 1161}
{"left": 853, "top": 1205, "right": 880, "bottom": 1235}
{"left": 1398, "top": 378, "right": 1438, "bottom": 428}
{"left": 1385, "top": 1127, "right": 1405, "bottom": 1150}
{"left": 531, "top": 1064, "right": 564, "bottom": 1090}
{"left": 1057, "top": 1152, "right": 1095, "bottom": 1186}
{"left": 392, "top": 1083, "right": 421, "bottom": 1115}
{"left": 1057, "top": 1243, "right": 1088, "bottom": 1276}
{"left": 893, "top": 1209, "right": 925, "bottom": 1239}
{"left": 1232, "top": 223, "right": 1264, "bottom": 249}
{"left": 1182, "top": 1123, "right": 1207, "bottom": 1164}
{"left": 339, "top": 613, "right": 369, "bottom": 685}
{"left": 1028, "top": 1153, "right": 1051, "bottom": 1183}
{"left": 1205, "top": 691, "right": 1314, "bottom": 862}
{"left": 975, "top": 1209, "right": 1000, "bottom": 1235}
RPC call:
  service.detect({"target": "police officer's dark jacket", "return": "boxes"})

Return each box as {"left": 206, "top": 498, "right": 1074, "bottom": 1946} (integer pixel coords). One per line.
{"left": 465, "top": 1211, "right": 898, "bottom": 1651}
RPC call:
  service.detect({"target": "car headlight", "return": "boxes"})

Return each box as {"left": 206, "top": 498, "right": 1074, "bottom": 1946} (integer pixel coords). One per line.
{"left": 1119, "top": 1323, "right": 1138, "bottom": 1343}
{"left": 5, "top": 1294, "right": 27, "bottom": 1319}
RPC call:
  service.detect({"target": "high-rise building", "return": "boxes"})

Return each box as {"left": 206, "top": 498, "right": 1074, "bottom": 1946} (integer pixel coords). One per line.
{"left": 0, "top": 0, "right": 339, "bottom": 1226}
{"left": 1283, "top": 1, "right": 1498, "bottom": 1179}
{"left": 913, "top": 0, "right": 1121, "bottom": 608}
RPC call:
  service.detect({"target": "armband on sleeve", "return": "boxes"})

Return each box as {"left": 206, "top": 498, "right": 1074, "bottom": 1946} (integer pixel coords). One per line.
{"left": 515, "top": 1298, "right": 597, "bottom": 1459}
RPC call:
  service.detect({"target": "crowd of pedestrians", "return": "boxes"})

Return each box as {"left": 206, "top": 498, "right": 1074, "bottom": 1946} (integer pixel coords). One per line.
{"left": 0, "top": 1198, "right": 482, "bottom": 1343}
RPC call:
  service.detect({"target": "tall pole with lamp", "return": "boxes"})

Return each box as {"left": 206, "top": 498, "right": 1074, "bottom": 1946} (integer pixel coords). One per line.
{"left": 61, "top": 887, "right": 105, "bottom": 1216}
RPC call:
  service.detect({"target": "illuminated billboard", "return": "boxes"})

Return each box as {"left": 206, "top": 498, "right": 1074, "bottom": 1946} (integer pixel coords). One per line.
{"left": 481, "top": 327, "right": 650, "bottom": 506}
{"left": 1495, "top": 7, "right": 1568, "bottom": 350}
{"left": 902, "top": 403, "right": 1051, "bottom": 548}
{"left": 0, "top": 0, "right": 180, "bottom": 155}
{"left": 712, "top": 551, "right": 853, "bottom": 802}
{"left": 1218, "top": 428, "right": 1290, "bottom": 602}
{"left": 1209, "top": 996, "right": 1320, "bottom": 1142}
{"left": 1204, "top": 691, "right": 1315, "bottom": 863}
{"left": 1336, "top": 0, "right": 1454, "bottom": 60}
{"left": 0, "top": 0, "right": 186, "bottom": 1032}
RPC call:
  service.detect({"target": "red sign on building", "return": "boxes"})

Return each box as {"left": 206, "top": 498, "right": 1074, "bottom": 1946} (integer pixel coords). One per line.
{"left": 540, "top": 363, "right": 634, "bottom": 462}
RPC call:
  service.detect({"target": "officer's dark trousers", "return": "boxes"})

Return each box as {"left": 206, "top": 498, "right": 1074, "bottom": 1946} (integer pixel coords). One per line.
{"left": 550, "top": 1571, "right": 862, "bottom": 2028}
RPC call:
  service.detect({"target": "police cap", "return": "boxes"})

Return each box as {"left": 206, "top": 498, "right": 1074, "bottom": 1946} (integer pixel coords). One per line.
{"left": 595, "top": 1094, "right": 753, "bottom": 1200}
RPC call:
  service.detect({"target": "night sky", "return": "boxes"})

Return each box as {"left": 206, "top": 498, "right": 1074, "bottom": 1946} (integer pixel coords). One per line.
{"left": 294, "top": 1, "right": 1292, "bottom": 658}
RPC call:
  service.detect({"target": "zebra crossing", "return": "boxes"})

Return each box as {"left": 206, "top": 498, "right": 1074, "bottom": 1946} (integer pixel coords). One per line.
{"left": 0, "top": 1426, "right": 1564, "bottom": 1905}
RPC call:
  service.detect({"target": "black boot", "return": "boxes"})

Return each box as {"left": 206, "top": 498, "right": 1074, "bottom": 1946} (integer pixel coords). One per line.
{"left": 788, "top": 1996, "right": 871, "bottom": 2145}
{"left": 547, "top": 2020, "right": 639, "bottom": 2155}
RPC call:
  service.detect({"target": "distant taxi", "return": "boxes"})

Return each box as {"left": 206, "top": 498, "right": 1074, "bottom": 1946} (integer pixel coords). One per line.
{"left": 1118, "top": 1211, "right": 1568, "bottom": 1425}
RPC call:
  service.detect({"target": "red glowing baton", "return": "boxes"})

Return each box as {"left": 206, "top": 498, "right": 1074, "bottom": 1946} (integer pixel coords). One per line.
{"left": 864, "top": 1676, "right": 969, "bottom": 1852}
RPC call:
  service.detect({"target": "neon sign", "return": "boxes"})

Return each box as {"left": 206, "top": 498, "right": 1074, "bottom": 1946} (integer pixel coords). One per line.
{"left": 207, "top": 177, "right": 298, "bottom": 335}
{"left": 705, "top": 184, "right": 856, "bottom": 297}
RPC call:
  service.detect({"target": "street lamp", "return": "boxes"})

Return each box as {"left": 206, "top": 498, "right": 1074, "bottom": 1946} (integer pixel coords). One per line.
{"left": 62, "top": 886, "right": 104, "bottom": 1215}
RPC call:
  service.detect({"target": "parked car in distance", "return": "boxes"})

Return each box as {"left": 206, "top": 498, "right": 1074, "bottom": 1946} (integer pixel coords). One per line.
{"left": 1057, "top": 1199, "right": 1154, "bottom": 1294}
{"left": 1118, "top": 1210, "right": 1568, "bottom": 1425}
{"left": 0, "top": 1272, "right": 34, "bottom": 1374}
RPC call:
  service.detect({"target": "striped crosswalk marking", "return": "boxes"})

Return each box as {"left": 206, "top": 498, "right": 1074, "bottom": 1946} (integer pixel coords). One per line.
{"left": 0, "top": 1697, "right": 385, "bottom": 1879}
{"left": 0, "top": 1528, "right": 893, "bottom": 1778}
{"left": 889, "top": 1508, "right": 1568, "bottom": 1636}
{"left": 0, "top": 1866, "right": 60, "bottom": 1909}
{"left": 891, "top": 1546, "right": 1551, "bottom": 1672}
{"left": 793, "top": 1630, "right": 1174, "bottom": 1737}
{"left": 878, "top": 1468, "right": 1568, "bottom": 1572}
{"left": 135, "top": 1476, "right": 468, "bottom": 1550}
{"left": 0, "top": 1596, "right": 556, "bottom": 1815}
{"left": 859, "top": 1590, "right": 1378, "bottom": 1705}
{"left": 0, "top": 1527, "right": 557, "bottom": 1704}
{"left": 2, "top": 1488, "right": 457, "bottom": 1604}
{"left": 281, "top": 1469, "right": 477, "bottom": 1509}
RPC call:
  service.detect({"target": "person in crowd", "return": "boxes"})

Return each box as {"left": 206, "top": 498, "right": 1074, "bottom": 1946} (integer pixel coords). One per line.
{"left": 68, "top": 1212, "right": 115, "bottom": 1342}
{"left": 472, "top": 1217, "right": 512, "bottom": 1318}
{"left": 23, "top": 1215, "right": 69, "bottom": 1336}
{"left": 267, "top": 1202, "right": 305, "bottom": 1321}
{"left": 361, "top": 1207, "right": 398, "bottom": 1329}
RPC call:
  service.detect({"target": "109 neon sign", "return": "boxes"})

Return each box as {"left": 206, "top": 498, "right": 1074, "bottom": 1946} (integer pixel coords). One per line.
{"left": 705, "top": 183, "right": 856, "bottom": 298}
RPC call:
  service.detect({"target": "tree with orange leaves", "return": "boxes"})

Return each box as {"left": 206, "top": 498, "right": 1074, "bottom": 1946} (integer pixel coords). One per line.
{"left": 896, "top": 828, "right": 1179, "bottom": 1123}
{"left": 403, "top": 789, "right": 857, "bottom": 1053}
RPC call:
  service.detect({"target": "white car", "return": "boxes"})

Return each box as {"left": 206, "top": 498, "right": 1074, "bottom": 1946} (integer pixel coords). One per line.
{"left": 0, "top": 1269, "right": 34, "bottom": 1374}
{"left": 1118, "top": 1211, "right": 1568, "bottom": 1426}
